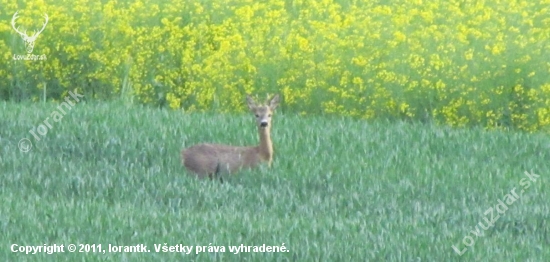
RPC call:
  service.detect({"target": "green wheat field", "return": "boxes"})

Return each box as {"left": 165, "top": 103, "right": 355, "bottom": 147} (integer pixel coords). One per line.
{"left": 1, "top": 101, "right": 548, "bottom": 261}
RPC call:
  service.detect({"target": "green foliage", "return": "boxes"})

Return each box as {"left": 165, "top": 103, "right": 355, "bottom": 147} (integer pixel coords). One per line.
{"left": 1, "top": 101, "right": 549, "bottom": 260}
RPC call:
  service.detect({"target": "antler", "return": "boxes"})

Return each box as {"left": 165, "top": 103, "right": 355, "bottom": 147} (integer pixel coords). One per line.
{"left": 33, "top": 13, "right": 49, "bottom": 38}
{"left": 11, "top": 11, "right": 27, "bottom": 37}
{"left": 11, "top": 11, "right": 49, "bottom": 39}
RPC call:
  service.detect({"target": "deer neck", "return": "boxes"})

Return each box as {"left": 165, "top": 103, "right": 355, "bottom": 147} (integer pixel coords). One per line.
{"left": 258, "top": 126, "right": 273, "bottom": 164}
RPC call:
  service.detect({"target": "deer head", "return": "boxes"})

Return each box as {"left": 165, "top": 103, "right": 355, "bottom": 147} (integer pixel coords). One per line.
{"left": 11, "top": 11, "right": 49, "bottom": 53}
{"left": 246, "top": 94, "right": 280, "bottom": 129}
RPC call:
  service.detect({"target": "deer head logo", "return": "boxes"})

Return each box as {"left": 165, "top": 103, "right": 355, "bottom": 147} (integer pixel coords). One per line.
{"left": 11, "top": 11, "right": 49, "bottom": 54}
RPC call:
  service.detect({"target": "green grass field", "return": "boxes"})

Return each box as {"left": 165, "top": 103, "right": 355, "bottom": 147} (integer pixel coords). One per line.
{"left": 1, "top": 101, "right": 548, "bottom": 261}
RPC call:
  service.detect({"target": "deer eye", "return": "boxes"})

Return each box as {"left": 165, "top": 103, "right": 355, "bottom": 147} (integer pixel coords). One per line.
{"left": 268, "top": 114, "right": 272, "bottom": 117}
{"left": 255, "top": 114, "right": 259, "bottom": 117}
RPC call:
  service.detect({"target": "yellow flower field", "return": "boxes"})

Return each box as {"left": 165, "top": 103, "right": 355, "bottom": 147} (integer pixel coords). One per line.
{"left": 1, "top": 0, "right": 549, "bottom": 132}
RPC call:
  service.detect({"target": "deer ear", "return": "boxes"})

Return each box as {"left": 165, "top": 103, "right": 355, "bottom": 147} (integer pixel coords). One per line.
{"left": 246, "top": 95, "right": 257, "bottom": 110}
{"left": 269, "top": 94, "right": 280, "bottom": 110}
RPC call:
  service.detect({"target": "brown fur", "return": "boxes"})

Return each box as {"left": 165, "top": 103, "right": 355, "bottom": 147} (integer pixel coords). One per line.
{"left": 181, "top": 94, "right": 280, "bottom": 180}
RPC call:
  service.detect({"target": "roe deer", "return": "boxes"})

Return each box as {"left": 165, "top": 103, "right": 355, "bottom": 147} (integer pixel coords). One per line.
{"left": 181, "top": 94, "right": 280, "bottom": 181}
